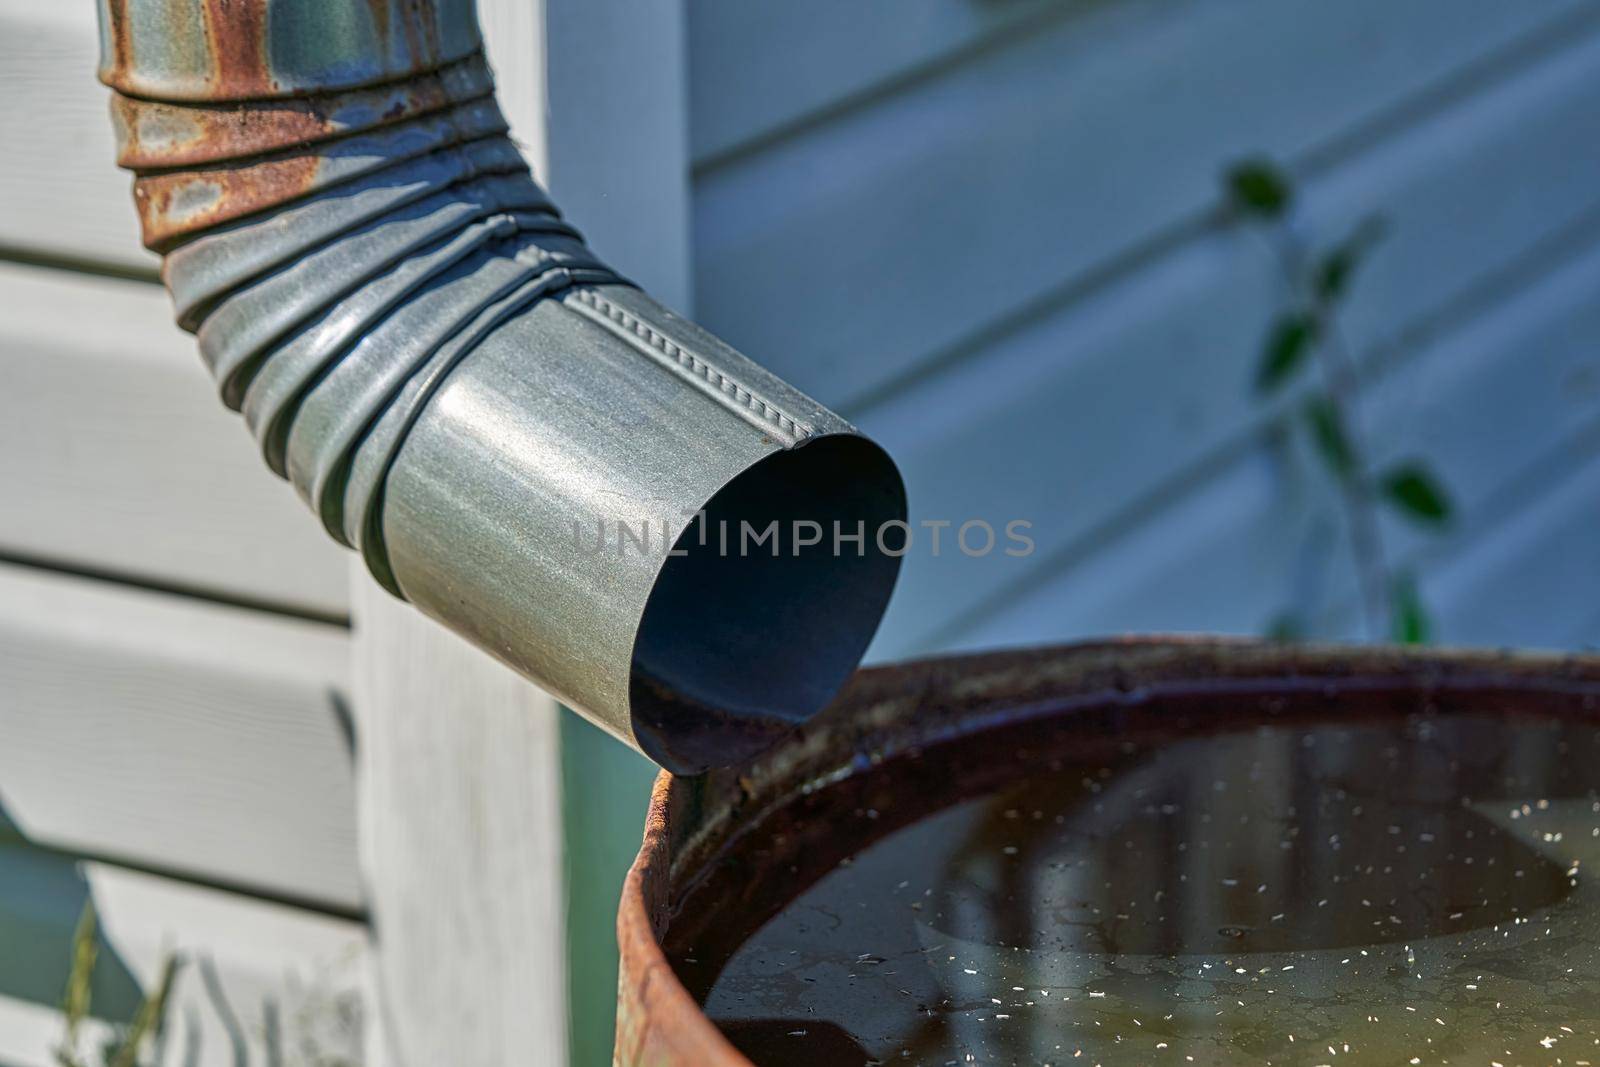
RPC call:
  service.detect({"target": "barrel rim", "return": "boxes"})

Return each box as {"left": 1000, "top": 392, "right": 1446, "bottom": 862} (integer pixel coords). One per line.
{"left": 614, "top": 636, "right": 1600, "bottom": 1066}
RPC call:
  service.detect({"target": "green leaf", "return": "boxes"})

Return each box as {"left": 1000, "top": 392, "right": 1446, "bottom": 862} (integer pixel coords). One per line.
{"left": 1381, "top": 464, "right": 1452, "bottom": 525}
{"left": 1225, "top": 159, "right": 1293, "bottom": 218}
{"left": 1392, "top": 574, "right": 1431, "bottom": 645}
{"left": 1303, "top": 396, "right": 1355, "bottom": 480}
{"left": 1316, "top": 246, "right": 1358, "bottom": 303}
{"left": 1256, "top": 312, "right": 1319, "bottom": 394}
{"left": 1315, "top": 216, "right": 1387, "bottom": 303}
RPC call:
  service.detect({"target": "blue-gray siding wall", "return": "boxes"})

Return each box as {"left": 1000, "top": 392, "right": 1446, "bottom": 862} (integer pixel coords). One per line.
{"left": 686, "top": 0, "right": 1600, "bottom": 658}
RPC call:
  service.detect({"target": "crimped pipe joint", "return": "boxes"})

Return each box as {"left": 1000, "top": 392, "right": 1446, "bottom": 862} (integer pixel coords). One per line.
{"left": 96, "top": 0, "right": 905, "bottom": 773}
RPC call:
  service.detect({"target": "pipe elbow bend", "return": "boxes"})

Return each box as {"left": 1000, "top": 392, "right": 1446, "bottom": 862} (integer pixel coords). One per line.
{"left": 96, "top": 0, "right": 905, "bottom": 772}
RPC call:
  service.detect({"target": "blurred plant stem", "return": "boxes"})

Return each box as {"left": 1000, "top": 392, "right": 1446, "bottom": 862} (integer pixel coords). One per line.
{"left": 56, "top": 900, "right": 97, "bottom": 1067}
{"left": 1272, "top": 218, "right": 1391, "bottom": 638}
{"left": 1226, "top": 158, "right": 1453, "bottom": 643}
{"left": 55, "top": 899, "right": 180, "bottom": 1067}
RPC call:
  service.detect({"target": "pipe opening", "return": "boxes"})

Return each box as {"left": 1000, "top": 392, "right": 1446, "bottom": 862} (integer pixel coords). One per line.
{"left": 630, "top": 435, "right": 907, "bottom": 774}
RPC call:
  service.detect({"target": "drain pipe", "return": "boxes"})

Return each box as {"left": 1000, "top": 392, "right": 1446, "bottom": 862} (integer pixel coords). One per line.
{"left": 95, "top": 0, "right": 906, "bottom": 774}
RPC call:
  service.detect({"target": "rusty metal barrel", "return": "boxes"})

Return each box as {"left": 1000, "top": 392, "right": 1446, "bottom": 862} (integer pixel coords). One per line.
{"left": 615, "top": 639, "right": 1600, "bottom": 1065}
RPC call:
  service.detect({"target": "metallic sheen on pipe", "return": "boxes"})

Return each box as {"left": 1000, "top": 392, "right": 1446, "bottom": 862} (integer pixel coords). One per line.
{"left": 95, "top": 0, "right": 906, "bottom": 773}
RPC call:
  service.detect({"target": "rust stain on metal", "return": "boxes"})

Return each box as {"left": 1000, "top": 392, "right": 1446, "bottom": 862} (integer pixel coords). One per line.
{"left": 103, "top": 0, "right": 493, "bottom": 254}
{"left": 103, "top": 0, "right": 133, "bottom": 83}
{"left": 390, "top": 0, "right": 443, "bottom": 73}
{"left": 113, "top": 96, "right": 334, "bottom": 170}
{"left": 363, "top": 0, "right": 393, "bottom": 60}
{"left": 200, "top": 0, "right": 276, "bottom": 98}
{"left": 364, "top": 0, "right": 392, "bottom": 48}
{"left": 111, "top": 65, "right": 482, "bottom": 169}
{"left": 133, "top": 151, "right": 321, "bottom": 250}
{"left": 99, "top": 0, "right": 479, "bottom": 99}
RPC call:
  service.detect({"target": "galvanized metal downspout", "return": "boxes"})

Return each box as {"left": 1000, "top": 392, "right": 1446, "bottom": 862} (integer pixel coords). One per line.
{"left": 95, "top": 0, "right": 906, "bottom": 774}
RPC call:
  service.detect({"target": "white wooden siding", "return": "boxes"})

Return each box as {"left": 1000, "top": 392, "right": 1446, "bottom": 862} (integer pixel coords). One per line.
{"left": 351, "top": 581, "right": 567, "bottom": 1067}
{"left": 1421, "top": 451, "right": 1600, "bottom": 650}
{"left": 0, "top": 1, "right": 151, "bottom": 275}
{"left": 955, "top": 430, "right": 1600, "bottom": 656}
{"left": 0, "top": 263, "right": 351, "bottom": 618}
{"left": 0, "top": 5, "right": 367, "bottom": 1060}
{"left": 686, "top": 0, "right": 1600, "bottom": 664}
{"left": 691, "top": 0, "right": 1595, "bottom": 409}
{"left": 0, "top": 563, "right": 360, "bottom": 912}
{"left": 687, "top": 0, "right": 1065, "bottom": 165}
{"left": 0, "top": 849, "right": 365, "bottom": 1067}
{"left": 857, "top": 13, "right": 1600, "bottom": 655}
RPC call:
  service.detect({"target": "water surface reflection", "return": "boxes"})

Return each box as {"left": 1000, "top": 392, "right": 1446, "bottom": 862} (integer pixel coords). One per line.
{"left": 692, "top": 714, "right": 1600, "bottom": 1064}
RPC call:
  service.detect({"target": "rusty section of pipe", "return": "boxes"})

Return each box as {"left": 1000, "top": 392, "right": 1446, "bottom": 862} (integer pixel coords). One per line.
{"left": 129, "top": 88, "right": 509, "bottom": 249}
{"left": 98, "top": 0, "right": 478, "bottom": 101}
{"left": 110, "top": 54, "right": 494, "bottom": 170}
{"left": 102, "top": 0, "right": 496, "bottom": 249}
{"left": 94, "top": 0, "right": 906, "bottom": 772}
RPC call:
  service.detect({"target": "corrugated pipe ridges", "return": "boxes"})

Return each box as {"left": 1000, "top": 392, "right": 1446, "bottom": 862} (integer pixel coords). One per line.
{"left": 113, "top": 51, "right": 617, "bottom": 564}
{"left": 98, "top": 0, "right": 906, "bottom": 773}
